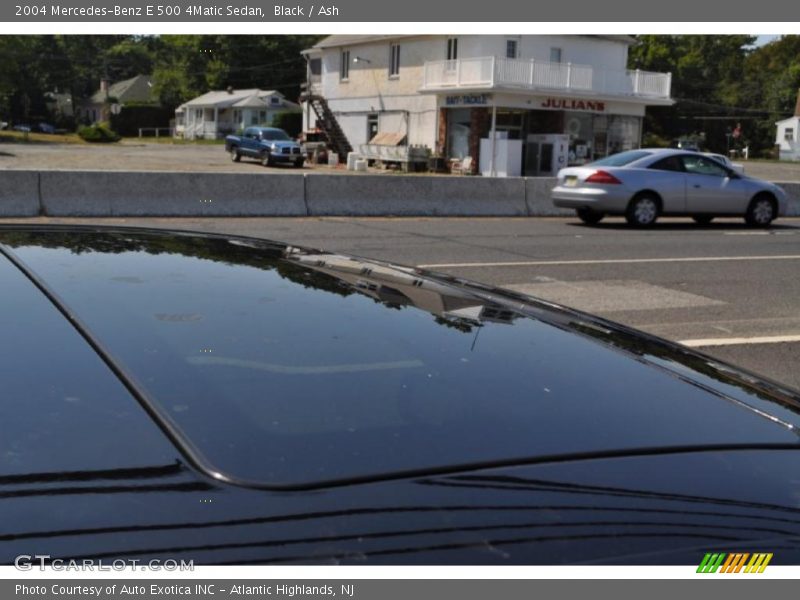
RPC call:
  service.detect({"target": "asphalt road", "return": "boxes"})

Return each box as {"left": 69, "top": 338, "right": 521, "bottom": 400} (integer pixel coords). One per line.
{"left": 2, "top": 215, "right": 799, "bottom": 390}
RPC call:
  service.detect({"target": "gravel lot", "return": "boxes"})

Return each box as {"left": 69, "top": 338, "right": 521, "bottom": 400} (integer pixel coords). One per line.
{"left": 0, "top": 140, "right": 320, "bottom": 173}
{"left": 2, "top": 140, "right": 800, "bottom": 180}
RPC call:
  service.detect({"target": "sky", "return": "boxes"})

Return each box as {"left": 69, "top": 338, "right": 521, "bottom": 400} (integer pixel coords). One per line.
{"left": 753, "top": 34, "right": 779, "bottom": 46}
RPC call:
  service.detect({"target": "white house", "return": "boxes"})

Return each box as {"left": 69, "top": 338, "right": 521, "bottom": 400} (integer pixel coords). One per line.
{"left": 301, "top": 35, "right": 673, "bottom": 174}
{"left": 775, "top": 90, "right": 800, "bottom": 161}
{"left": 175, "top": 88, "right": 300, "bottom": 140}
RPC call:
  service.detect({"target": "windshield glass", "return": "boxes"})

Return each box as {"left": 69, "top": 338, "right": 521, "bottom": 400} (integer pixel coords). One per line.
{"left": 261, "top": 129, "right": 290, "bottom": 141}
{"left": 589, "top": 150, "right": 653, "bottom": 167}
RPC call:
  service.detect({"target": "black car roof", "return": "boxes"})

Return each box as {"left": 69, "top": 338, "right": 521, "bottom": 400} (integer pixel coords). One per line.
{"left": 2, "top": 226, "right": 799, "bottom": 490}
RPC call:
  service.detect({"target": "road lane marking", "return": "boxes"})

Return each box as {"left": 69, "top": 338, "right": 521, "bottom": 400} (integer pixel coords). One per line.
{"left": 417, "top": 255, "right": 800, "bottom": 269}
{"left": 679, "top": 335, "right": 800, "bottom": 348}
{"left": 724, "top": 231, "right": 796, "bottom": 235}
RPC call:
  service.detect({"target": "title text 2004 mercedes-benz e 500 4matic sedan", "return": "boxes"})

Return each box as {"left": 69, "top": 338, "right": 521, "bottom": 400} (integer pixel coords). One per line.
{"left": 551, "top": 148, "right": 788, "bottom": 227}
{"left": 2, "top": 225, "right": 800, "bottom": 565}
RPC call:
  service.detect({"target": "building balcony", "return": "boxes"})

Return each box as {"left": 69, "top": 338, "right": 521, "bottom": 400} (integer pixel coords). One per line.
{"left": 421, "top": 57, "right": 672, "bottom": 103}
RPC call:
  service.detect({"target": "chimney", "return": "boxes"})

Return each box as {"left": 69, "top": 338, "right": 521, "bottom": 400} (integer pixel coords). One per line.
{"left": 100, "top": 79, "right": 109, "bottom": 98}
{"left": 227, "top": 86, "right": 234, "bottom": 95}
{"left": 795, "top": 88, "right": 800, "bottom": 117}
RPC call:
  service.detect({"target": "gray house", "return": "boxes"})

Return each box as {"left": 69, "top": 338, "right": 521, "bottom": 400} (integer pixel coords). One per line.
{"left": 175, "top": 88, "right": 300, "bottom": 140}
{"left": 78, "top": 74, "right": 157, "bottom": 124}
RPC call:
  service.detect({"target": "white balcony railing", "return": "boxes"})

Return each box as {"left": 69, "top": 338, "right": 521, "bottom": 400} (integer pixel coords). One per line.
{"left": 422, "top": 57, "right": 672, "bottom": 100}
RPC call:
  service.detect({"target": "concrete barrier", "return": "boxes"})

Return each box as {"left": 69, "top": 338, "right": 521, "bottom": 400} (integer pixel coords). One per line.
{"left": 525, "top": 177, "right": 571, "bottom": 216}
{"left": 0, "top": 170, "right": 41, "bottom": 217}
{"left": 305, "top": 174, "right": 528, "bottom": 216}
{"left": 0, "top": 169, "right": 798, "bottom": 218}
{"left": 39, "top": 171, "right": 307, "bottom": 217}
{"left": 776, "top": 182, "right": 800, "bottom": 216}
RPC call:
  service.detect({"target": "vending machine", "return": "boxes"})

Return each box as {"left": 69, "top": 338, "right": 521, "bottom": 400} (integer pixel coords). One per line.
{"left": 524, "top": 134, "right": 569, "bottom": 176}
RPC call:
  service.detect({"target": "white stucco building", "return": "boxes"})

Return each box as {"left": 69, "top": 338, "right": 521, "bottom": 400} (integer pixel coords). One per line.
{"left": 175, "top": 88, "right": 300, "bottom": 140}
{"left": 775, "top": 90, "right": 800, "bottom": 161}
{"left": 302, "top": 35, "right": 673, "bottom": 174}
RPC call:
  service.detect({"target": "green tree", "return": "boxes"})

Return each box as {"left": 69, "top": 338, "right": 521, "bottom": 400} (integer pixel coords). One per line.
{"left": 630, "top": 35, "right": 800, "bottom": 155}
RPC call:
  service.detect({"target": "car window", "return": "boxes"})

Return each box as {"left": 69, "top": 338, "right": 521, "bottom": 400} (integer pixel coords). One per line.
{"left": 648, "top": 156, "right": 684, "bottom": 172}
{"left": 682, "top": 155, "right": 729, "bottom": 177}
{"left": 261, "top": 129, "right": 290, "bottom": 141}
{"left": 588, "top": 150, "right": 652, "bottom": 167}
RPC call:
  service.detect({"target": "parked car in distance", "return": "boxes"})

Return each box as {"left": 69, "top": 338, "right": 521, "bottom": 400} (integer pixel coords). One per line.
{"left": 703, "top": 152, "right": 745, "bottom": 174}
{"left": 551, "top": 148, "right": 787, "bottom": 227}
{"left": 11, "top": 124, "right": 31, "bottom": 132}
{"left": 0, "top": 121, "right": 8, "bottom": 130}
{"left": 3, "top": 225, "right": 800, "bottom": 565}
{"left": 225, "top": 126, "right": 304, "bottom": 168}
{"left": 673, "top": 139, "right": 700, "bottom": 152}
{"left": 34, "top": 122, "right": 56, "bottom": 134}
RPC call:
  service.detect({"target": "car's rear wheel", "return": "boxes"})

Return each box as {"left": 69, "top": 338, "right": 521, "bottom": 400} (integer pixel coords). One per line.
{"left": 230, "top": 147, "right": 240, "bottom": 162}
{"left": 745, "top": 194, "right": 777, "bottom": 227}
{"left": 626, "top": 194, "right": 660, "bottom": 227}
{"left": 576, "top": 207, "right": 604, "bottom": 225}
{"left": 692, "top": 215, "right": 714, "bottom": 225}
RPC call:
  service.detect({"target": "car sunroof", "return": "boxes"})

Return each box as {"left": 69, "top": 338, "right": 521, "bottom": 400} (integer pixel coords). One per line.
{"left": 2, "top": 229, "right": 797, "bottom": 489}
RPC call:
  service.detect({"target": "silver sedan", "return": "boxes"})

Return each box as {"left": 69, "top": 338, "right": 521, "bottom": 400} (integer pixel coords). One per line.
{"left": 551, "top": 148, "right": 788, "bottom": 226}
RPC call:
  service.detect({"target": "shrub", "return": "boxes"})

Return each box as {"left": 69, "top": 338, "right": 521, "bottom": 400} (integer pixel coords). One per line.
{"left": 270, "top": 111, "right": 303, "bottom": 137}
{"left": 641, "top": 132, "right": 672, "bottom": 148}
{"left": 110, "top": 105, "right": 174, "bottom": 137}
{"left": 77, "top": 122, "right": 120, "bottom": 143}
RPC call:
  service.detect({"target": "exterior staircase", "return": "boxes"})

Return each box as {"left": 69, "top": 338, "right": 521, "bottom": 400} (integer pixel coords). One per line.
{"left": 301, "top": 94, "right": 352, "bottom": 160}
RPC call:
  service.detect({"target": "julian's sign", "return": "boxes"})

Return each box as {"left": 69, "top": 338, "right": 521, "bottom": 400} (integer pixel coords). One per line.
{"left": 541, "top": 98, "right": 606, "bottom": 112}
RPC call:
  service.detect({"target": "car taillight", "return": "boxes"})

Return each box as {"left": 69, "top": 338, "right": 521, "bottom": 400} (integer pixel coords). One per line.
{"left": 585, "top": 170, "right": 622, "bottom": 184}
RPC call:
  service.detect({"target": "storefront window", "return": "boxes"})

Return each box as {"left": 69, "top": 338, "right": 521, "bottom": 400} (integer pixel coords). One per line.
{"left": 588, "top": 114, "right": 642, "bottom": 160}
{"left": 564, "top": 111, "right": 594, "bottom": 165}
{"left": 447, "top": 108, "right": 471, "bottom": 159}
{"left": 495, "top": 110, "right": 524, "bottom": 140}
{"left": 607, "top": 115, "right": 642, "bottom": 156}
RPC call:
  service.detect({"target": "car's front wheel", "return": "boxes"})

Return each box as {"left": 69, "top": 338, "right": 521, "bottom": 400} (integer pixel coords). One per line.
{"left": 745, "top": 194, "right": 777, "bottom": 227}
{"left": 294, "top": 158, "right": 305, "bottom": 169}
{"left": 261, "top": 152, "right": 273, "bottom": 167}
{"left": 230, "top": 147, "right": 240, "bottom": 162}
{"left": 626, "top": 194, "right": 660, "bottom": 227}
{"left": 692, "top": 215, "right": 714, "bottom": 225}
{"left": 576, "top": 207, "right": 604, "bottom": 225}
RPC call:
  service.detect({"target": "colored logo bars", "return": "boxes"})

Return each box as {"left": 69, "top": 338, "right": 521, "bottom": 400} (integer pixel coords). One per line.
{"left": 697, "top": 553, "right": 773, "bottom": 573}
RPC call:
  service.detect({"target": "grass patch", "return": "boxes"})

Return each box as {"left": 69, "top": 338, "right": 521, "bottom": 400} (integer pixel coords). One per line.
{"left": 0, "top": 131, "right": 86, "bottom": 144}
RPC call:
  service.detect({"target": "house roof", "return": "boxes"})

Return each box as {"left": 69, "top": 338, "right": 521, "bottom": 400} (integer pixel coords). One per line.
{"left": 177, "top": 89, "right": 299, "bottom": 111}
{"left": 232, "top": 94, "right": 269, "bottom": 108}
{"left": 89, "top": 74, "right": 156, "bottom": 104}
{"left": 306, "top": 35, "right": 408, "bottom": 51}
{"left": 304, "top": 34, "right": 637, "bottom": 53}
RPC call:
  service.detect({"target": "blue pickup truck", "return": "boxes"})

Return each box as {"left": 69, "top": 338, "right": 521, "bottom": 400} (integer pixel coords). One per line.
{"left": 225, "top": 126, "right": 305, "bottom": 168}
